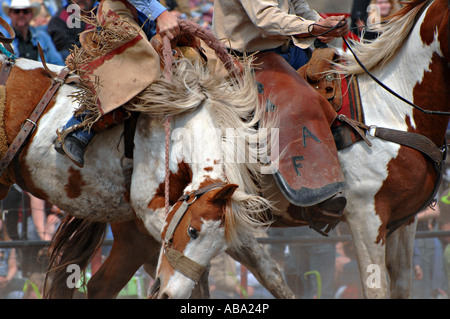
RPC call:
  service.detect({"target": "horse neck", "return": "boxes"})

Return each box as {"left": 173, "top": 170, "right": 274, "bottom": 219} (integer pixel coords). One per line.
{"left": 359, "top": 3, "right": 449, "bottom": 145}
{"left": 173, "top": 106, "right": 226, "bottom": 193}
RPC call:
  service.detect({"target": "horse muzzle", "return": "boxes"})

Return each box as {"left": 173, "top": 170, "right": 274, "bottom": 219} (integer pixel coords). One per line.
{"left": 149, "top": 277, "right": 170, "bottom": 299}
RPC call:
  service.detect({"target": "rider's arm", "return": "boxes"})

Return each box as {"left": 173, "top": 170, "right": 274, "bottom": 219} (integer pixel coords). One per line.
{"left": 238, "top": 0, "right": 317, "bottom": 37}
{"left": 127, "top": 0, "right": 167, "bottom": 20}
{"left": 290, "top": 0, "right": 321, "bottom": 21}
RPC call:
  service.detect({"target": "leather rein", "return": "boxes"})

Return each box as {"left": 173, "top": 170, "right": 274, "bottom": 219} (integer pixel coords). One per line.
{"left": 0, "top": 17, "right": 71, "bottom": 178}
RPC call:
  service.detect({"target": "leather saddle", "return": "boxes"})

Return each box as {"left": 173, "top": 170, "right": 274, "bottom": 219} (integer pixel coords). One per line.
{"left": 297, "top": 47, "right": 342, "bottom": 112}
{"left": 298, "top": 47, "right": 366, "bottom": 150}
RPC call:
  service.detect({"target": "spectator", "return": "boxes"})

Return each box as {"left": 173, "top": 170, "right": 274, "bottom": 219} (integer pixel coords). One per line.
{"left": 411, "top": 204, "right": 449, "bottom": 299}
{"left": 47, "top": 0, "right": 97, "bottom": 61}
{"left": 1, "top": 184, "right": 25, "bottom": 242}
{"left": 0, "top": 0, "right": 11, "bottom": 24}
{"left": 20, "top": 194, "right": 60, "bottom": 242}
{"left": 22, "top": 271, "right": 45, "bottom": 298}
{"left": 190, "top": 0, "right": 213, "bottom": 29}
{"left": 366, "top": 0, "right": 400, "bottom": 35}
{"left": 17, "top": 193, "right": 61, "bottom": 277}
{"left": 350, "top": 0, "right": 371, "bottom": 38}
{"left": 160, "top": 0, "right": 191, "bottom": 18}
{"left": 0, "top": 217, "right": 23, "bottom": 299}
{"left": 41, "top": 0, "right": 68, "bottom": 17}
{"left": 442, "top": 221, "right": 450, "bottom": 294}
{"left": 2, "top": 0, "right": 64, "bottom": 65}
{"left": 209, "top": 252, "right": 242, "bottom": 299}
{"left": 334, "top": 224, "right": 361, "bottom": 299}
{"left": 283, "top": 227, "right": 336, "bottom": 299}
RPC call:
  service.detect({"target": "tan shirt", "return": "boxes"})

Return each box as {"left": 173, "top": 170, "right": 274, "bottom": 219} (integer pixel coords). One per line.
{"left": 212, "top": 0, "right": 321, "bottom": 53}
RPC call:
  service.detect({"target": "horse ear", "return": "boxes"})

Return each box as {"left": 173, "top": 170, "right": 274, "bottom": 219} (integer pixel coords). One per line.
{"left": 212, "top": 184, "right": 239, "bottom": 202}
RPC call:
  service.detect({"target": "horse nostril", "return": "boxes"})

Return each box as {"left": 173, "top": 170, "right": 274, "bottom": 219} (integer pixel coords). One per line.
{"left": 149, "top": 277, "right": 161, "bottom": 298}
{"left": 160, "top": 292, "right": 170, "bottom": 299}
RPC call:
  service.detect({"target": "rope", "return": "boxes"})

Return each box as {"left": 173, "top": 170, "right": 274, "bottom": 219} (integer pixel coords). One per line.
{"left": 160, "top": 19, "right": 243, "bottom": 216}
{"left": 163, "top": 36, "right": 172, "bottom": 216}
{"left": 177, "top": 19, "right": 241, "bottom": 76}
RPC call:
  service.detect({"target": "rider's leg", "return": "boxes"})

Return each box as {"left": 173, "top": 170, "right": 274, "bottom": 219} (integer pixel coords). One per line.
{"left": 275, "top": 46, "right": 346, "bottom": 215}
{"left": 55, "top": 114, "right": 95, "bottom": 168}
{"left": 255, "top": 51, "right": 346, "bottom": 219}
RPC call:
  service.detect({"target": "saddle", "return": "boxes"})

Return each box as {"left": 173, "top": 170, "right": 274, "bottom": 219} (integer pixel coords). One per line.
{"left": 297, "top": 48, "right": 343, "bottom": 112}
{"left": 298, "top": 47, "right": 366, "bottom": 150}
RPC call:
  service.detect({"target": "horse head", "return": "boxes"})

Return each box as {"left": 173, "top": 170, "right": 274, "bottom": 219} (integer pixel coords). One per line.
{"left": 150, "top": 181, "right": 238, "bottom": 298}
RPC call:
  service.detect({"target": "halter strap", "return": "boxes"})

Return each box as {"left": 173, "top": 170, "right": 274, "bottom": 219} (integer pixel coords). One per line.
{"left": 163, "top": 181, "right": 225, "bottom": 282}
{"left": 164, "top": 182, "right": 225, "bottom": 243}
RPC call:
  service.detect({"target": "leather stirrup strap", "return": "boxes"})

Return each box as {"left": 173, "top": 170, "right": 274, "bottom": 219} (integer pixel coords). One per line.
{"left": 373, "top": 127, "right": 444, "bottom": 163}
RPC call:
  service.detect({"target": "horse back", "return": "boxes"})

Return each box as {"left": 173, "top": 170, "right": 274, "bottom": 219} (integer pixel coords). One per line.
{"left": 3, "top": 64, "right": 55, "bottom": 144}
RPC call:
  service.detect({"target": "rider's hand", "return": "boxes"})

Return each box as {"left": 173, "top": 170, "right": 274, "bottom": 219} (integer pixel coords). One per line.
{"left": 316, "top": 18, "right": 334, "bottom": 43}
{"left": 311, "top": 15, "right": 349, "bottom": 39}
{"left": 155, "top": 10, "right": 181, "bottom": 41}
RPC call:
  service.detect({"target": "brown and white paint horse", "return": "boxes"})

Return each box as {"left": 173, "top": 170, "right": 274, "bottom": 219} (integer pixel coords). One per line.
{"left": 152, "top": 0, "right": 450, "bottom": 299}
{"left": 0, "top": 48, "right": 293, "bottom": 298}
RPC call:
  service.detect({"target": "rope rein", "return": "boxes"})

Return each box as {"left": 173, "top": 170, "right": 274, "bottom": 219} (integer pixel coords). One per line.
{"left": 160, "top": 19, "right": 242, "bottom": 216}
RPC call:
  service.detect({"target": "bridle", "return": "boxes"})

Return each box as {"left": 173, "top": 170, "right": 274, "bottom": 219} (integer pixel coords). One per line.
{"left": 162, "top": 182, "right": 226, "bottom": 283}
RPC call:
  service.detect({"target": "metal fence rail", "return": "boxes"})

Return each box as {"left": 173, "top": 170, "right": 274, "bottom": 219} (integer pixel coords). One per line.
{"left": 1, "top": 230, "right": 450, "bottom": 248}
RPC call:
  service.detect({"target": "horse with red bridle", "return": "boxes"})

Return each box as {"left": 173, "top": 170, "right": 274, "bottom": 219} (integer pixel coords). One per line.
{"left": 151, "top": 0, "right": 450, "bottom": 299}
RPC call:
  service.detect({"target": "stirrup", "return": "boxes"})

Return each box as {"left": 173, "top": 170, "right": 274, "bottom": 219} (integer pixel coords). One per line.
{"left": 54, "top": 125, "right": 87, "bottom": 168}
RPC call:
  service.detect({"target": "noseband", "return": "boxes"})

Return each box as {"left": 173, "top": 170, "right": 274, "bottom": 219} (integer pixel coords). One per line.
{"left": 163, "top": 182, "right": 225, "bottom": 282}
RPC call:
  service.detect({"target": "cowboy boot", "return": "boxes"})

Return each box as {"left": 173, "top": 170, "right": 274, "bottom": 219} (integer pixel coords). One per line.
{"left": 255, "top": 52, "right": 346, "bottom": 215}
{"left": 54, "top": 114, "right": 95, "bottom": 168}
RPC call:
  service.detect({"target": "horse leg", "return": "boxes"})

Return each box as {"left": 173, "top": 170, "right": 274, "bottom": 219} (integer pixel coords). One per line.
{"left": 226, "top": 235, "right": 295, "bottom": 299}
{"left": 87, "top": 220, "right": 160, "bottom": 299}
{"left": 344, "top": 211, "right": 389, "bottom": 299}
{"left": 385, "top": 219, "right": 417, "bottom": 299}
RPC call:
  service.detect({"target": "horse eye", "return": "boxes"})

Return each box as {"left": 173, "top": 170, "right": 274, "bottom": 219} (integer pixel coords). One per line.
{"left": 187, "top": 226, "right": 199, "bottom": 239}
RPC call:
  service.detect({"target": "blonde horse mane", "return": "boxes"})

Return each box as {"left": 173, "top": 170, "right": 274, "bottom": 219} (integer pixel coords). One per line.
{"left": 127, "top": 56, "right": 276, "bottom": 247}
{"left": 338, "top": 0, "right": 430, "bottom": 75}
